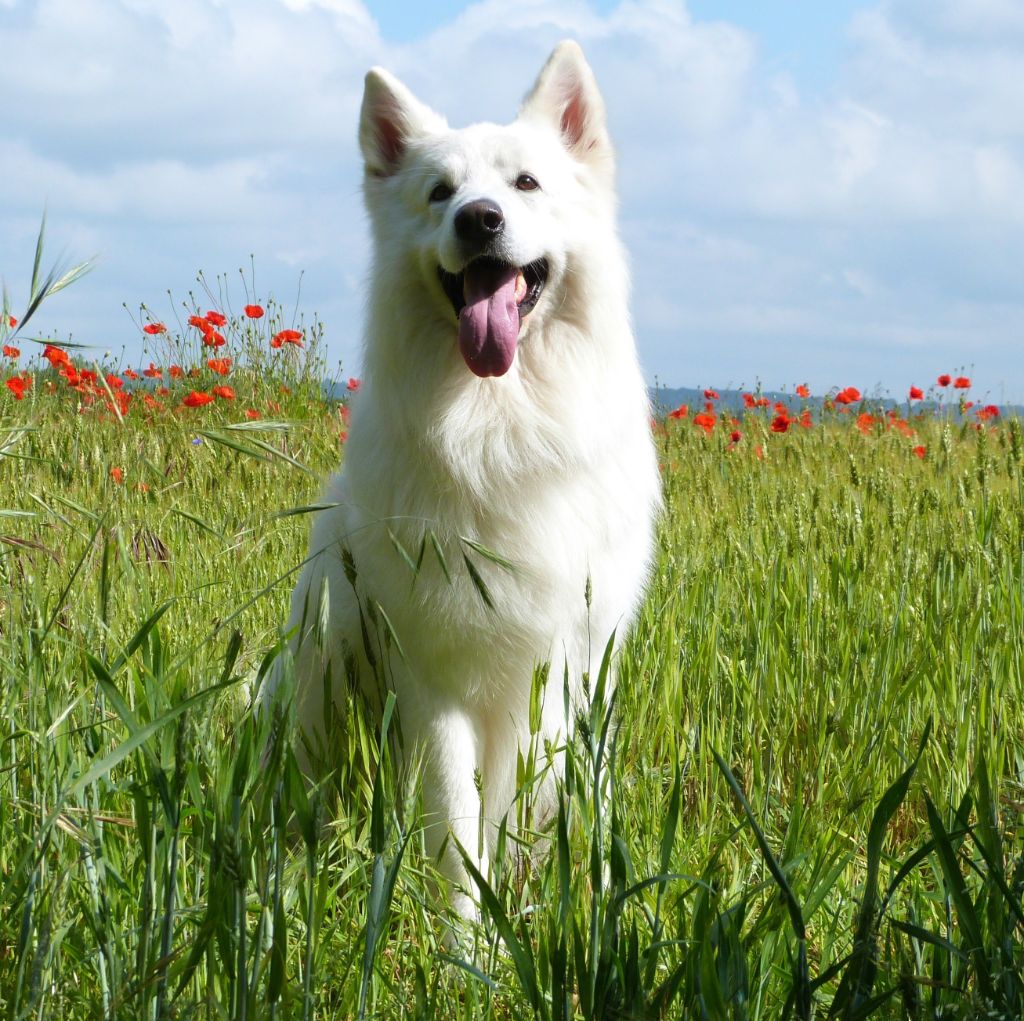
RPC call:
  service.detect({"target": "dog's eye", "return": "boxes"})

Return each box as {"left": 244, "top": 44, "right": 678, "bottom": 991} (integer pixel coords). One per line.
{"left": 515, "top": 173, "right": 540, "bottom": 192}
{"left": 429, "top": 182, "right": 453, "bottom": 203}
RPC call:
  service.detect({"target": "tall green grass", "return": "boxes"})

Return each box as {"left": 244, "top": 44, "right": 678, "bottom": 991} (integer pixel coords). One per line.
{"left": 2, "top": 375, "right": 1020, "bottom": 1019}
{"left": 1, "top": 224, "right": 1022, "bottom": 1021}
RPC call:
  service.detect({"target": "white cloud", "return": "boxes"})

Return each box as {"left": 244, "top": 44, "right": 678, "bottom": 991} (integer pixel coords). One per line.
{"left": 885, "top": 0, "right": 1024, "bottom": 40}
{"left": 0, "top": 0, "right": 374, "bottom": 159}
{"left": 2, "top": 141, "right": 284, "bottom": 220}
{"left": 846, "top": 6, "right": 1024, "bottom": 139}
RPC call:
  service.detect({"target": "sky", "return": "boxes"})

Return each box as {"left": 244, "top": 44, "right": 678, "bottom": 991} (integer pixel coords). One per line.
{"left": 2, "top": 0, "right": 1023, "bottom": 403}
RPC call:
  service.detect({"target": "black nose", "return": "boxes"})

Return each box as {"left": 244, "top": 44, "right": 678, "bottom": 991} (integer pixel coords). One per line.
{"left": 454, "top": 200, "right": 504, "bottom": 245}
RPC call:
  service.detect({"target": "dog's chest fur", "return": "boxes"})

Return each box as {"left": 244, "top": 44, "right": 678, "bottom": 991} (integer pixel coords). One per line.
{"left": 331, "top": 333, "right": 656, "bottom": 705}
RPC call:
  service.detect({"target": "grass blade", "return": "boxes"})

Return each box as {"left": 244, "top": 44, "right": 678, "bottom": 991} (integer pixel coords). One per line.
{"left": 832, "top": 719, "right": 931, "bottom": 1017}
{"left": 924, "top": 794, "right": 992, "bottom": 1000}
{"left": 462, "top": 853, "right": 544, "bottom": 1015}
{"left": 713, "top": 750, "right": 810, "bottom": 1020}
{"left": 459, "top": 536, "right": 516, "bottom": 571}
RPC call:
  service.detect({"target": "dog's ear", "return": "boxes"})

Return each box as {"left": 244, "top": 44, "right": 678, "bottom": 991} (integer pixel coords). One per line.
{"left": 359, "top": 68, "right": 444, "bottom": 177}
{"left": 519, "top": 40, "right": 611, "bottom": 167}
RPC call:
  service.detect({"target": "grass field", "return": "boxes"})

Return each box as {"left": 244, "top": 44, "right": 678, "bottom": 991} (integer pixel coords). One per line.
{"left": 1, "top": 277, "right": 1022, "bottom": 1018}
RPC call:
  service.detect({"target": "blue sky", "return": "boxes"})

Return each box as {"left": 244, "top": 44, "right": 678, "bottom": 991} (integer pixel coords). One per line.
{"left": 687, "top": 1, "right": 863, "bottom": 88}
{"left": 368, "top": 0, "right": 867, "bottom": 87}
{"left": 2, "top": 0, "right": 1023, "bottom": 403}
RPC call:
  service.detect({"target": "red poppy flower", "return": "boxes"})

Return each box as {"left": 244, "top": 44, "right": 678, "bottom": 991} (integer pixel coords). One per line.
{"left": 856, "top": 412, "right": 876, "bottom": 434}
{"left": 693, "top": 411, "right": 716, "bottom": 434}
{"left": 912, "top": 445, "right": 926, "bottom": 459}
{"left": 123, "top": 368, "right": 139, "bottom": 380}
{"left": 3, "top": 345, "right": 19, "bottom": 358}
{"left": 244, "top": 304, "right": 264, "bottom": 319}
{"left": 43, "top": 344, "right": 71, "bottom": 368}
{"left": 7, "top": 315, "right": 17, "bottom": 328}
{"left": 668, "top": 404, "right": 688, "bottom": 420}
{"left": 271, "top": 329, "right": 303, "bottom": 348}
{"left": 183, "top": 390, "right": 214, "bottom": 408}
{"left": 110, "top": 466, "right": 124, "bottom": 484}
{"left": 730, "top": 430, "right": 742, "bottom": 443}
{"left": 169, "top": 364, "right": 184, "bottom": 379}
{"left": 937, "top": 374, "right": 951, "bottom": 387}
{"left": 795, "top": 384, "right": 810, "bottom": 398}
{"left": 105, "top": 373, "right": 124, "bottom": 390}
{"left": 143, "top": 363, "right": 162, "bottom": 378}
{"left": 742, "top": 393, "right": 756, "bottom": 409}
{"left": 953, "top": 376, "right": 971, "bottom": 389}
{"left": 212, "top": 385, "right": 235, "bottom": 400}
{"left": 188, "top": 315, "right": 207, "bottom": 330}
{"left": 5, "top": 376, "right": 29, "bottom": 400}
{"left": 205, "top": 310, "right": 227, "bottom": 327}
{"left": 799, "top": 409, "right": 813, "bottom": 428}
{"left": 703, "top": 388, "right": 719, "bottom": 400}
{"left": 207, "top": 357, "right": 231, "bottom": 376}
{"left": 143, "top": 322, "right": 167, "bottom": 335}
{"left": 347, "top": 377, "right": 361, "bottom": 392}
{"left": 770, "top": 414, "right": 790, "bottom": 433}
{"left": 202, "top": 329, "right": 226, "bottom": 348}
{"left": 834, "top": 386, "right": 861, "bottom": 405}
{"left": 909, "top": 386, "right": 923, "bottom": 400}
{"left": 245, "top": 407, "right": 261, "bottom": 420}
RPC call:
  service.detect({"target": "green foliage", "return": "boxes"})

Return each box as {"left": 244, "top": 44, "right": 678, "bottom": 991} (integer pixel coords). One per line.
{"left": 0, "top": 362, "right": 1022, "bottom": 1018}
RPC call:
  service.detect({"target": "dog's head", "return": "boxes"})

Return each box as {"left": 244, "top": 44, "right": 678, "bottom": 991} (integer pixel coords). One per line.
{"left": 359, "top": 41, "right": 616, "bottom": 380}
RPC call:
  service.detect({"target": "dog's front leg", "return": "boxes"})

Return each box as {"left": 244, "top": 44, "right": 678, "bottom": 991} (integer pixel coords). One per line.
{"left": 416, "top": 706, "right": 486, "bottom": 922}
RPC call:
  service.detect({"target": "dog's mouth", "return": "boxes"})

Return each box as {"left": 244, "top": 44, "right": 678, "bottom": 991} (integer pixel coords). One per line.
{"left": 438, "top": 257, "right": 548, "bottom": 320}
{"left": 437, "top": 257, "right": 549, "bottom": 378}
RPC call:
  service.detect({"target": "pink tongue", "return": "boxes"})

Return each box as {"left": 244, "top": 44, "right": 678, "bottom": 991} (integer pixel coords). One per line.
{"left": 458, "top": 262, "right": 520, "bottom": 377}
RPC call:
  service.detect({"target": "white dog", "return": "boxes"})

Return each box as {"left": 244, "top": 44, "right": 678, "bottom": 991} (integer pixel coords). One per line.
{"left": 266, "top": 41, "right": 660, "bottom": 918}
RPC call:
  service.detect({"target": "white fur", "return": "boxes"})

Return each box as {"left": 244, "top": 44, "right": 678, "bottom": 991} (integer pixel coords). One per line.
{"left": 264, "top": 41, "right": 660, "bottom": 918}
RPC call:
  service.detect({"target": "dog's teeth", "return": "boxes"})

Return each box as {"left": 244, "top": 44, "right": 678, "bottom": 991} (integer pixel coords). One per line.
{"left": 515, "top": 271, "right": 528, "bottom": 303}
